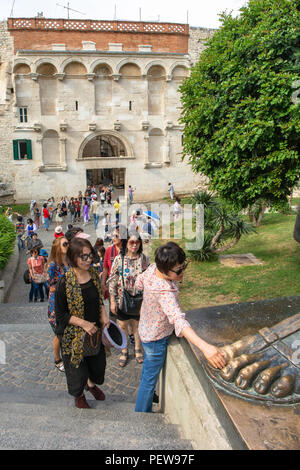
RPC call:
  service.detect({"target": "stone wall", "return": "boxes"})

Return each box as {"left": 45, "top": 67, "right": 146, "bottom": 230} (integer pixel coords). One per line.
{"left": 0, "top": 21, "right": 15, "bottom": 203}
{"left": 188, "top": 26, "right": 216, "bottom": 66}
{"left": 0, "top": 20, "right": 213, "bottom": 204}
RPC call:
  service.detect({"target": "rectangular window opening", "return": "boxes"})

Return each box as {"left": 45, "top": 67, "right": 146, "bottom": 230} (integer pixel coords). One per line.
{"left": 75, "top": 101, "right": 79, "bottom": 111}
{"left": 18, "top": 107, "right": 28, "bottom": 123}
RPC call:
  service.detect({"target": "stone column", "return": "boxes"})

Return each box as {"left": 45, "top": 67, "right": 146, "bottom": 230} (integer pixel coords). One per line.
{"left": 59, "top": 137, "right": 67, "bottom": 168}
{"left": 143, "top": 135, "right": 149, "bottom": 168}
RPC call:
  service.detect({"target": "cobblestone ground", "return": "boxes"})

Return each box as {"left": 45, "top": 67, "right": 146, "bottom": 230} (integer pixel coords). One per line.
{"left": 1, "top": 214, "right": 144, "bottom": 402}
{"left": 0, "top": 327, "right": 142, "bottom": 401}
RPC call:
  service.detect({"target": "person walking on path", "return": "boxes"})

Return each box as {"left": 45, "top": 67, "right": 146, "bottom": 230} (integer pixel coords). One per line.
{"left": 25, "top": 218, "right": 37, "bottom": 237}
{"left": 27, "top": 247, "right": 47, "bottom": 302}
{"left": 26, "top": 232, "right": 43, "bottom": 254}
{"left": 55, "top": 203, "right": 64, "bottom": 227}
{"left": 47, "top": 237, "right": 70, "bottom": 373}
{"left": 168, "top": 182, "right": 175, "bottom": 201}
{"left": 114, "top": 198, "right": 121, "bottom": 224}
{"left": 134, "top": 242, "right": 227, "bottom": 413}
{"left": 68, "top": 198, "right": 76, "bottom": 225}
{"left": 74, "top": 198, "right": 81, "bottom": 222}
{"left": 83, "top": 198, "right": 89, "bottom": 225}
{"left": 42, "top": 203, "right": 51, "bottom": 231}
{"left": 33, "top": 202, "right": 41, "bottom": 229}
{"left": 101, "top": 226, "right": 122, "bottom": 301}
{"left": 55, "top": 237, "right": 110, "bottom": 409}
{"left": 91, "top": 198, "right": 100, "bottom": 230}
{"left": 109, "top": 230, "right": 149, "bottom": 367}
{"left": 15, "top": 215, "right": 25, "bottom": 251}
{"left": 128, "top": 185, "right": 135, "bottom": 205}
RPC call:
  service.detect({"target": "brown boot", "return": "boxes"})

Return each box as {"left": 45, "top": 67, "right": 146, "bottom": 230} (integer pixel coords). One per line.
{"left": 75, "top": 394, "right": 91, "bottom": 409}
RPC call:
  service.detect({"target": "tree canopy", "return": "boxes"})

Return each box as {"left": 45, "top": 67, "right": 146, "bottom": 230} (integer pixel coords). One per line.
{"left": 180, "top": 0, "right": 300, "bottom": 211}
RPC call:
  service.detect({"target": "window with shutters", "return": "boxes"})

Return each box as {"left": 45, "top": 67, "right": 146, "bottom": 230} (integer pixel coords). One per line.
{"left": 12, "top": 140, "right": 32, "bottom": 160}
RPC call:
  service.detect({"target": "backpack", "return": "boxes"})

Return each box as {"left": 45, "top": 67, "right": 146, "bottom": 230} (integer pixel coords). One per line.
{"left": 23, "top": 268, "right": 31, "bottom": 284}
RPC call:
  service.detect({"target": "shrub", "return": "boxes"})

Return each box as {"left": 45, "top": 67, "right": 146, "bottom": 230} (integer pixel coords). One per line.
{"left": 0, "top": 214, "right": 16, "bottom": 270}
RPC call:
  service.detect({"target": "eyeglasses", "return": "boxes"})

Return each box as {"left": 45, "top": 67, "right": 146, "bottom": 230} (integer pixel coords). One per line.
{"left": 169, "top": 260, "right": 189, "bottom": 276}
{"left": 128, "top": 240, "right": 140, "bottom": 245}
{"left": 79, "top": 252, "right": 93, "bottom": 262}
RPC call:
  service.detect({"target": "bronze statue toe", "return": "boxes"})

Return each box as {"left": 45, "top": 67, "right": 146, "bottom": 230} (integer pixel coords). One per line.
{"left": 271, "top": 374, "right": 296, "bottom": 398}
{"left": 253, "top": 363, "right": 288, "bottom": 395}
{"left": 235, "top": 360, "right": 270, "bottom": 390}
{"left": 220, "top": 353, "right": 261, "bottom": 382}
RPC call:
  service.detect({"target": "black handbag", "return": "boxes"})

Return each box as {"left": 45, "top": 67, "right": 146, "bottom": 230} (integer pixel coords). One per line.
{"left": 23, "top": 268, "right": 31, "bottom": 284}
{"left": 82, "top": 330, "right": 101, "bottom": 357}
{"left": 119, "top": 255, "right": 143, "bottom": 318}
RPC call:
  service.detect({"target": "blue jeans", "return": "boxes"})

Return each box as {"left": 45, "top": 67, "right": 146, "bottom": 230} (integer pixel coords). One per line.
{"left": 93, "top": 214, "right": 99, "bottom": 230}
{"left": 30, "top": 281, "right": 44, "bottom": 301}
{"left": 135, "top": 336, "right": 170, "bottom": 413}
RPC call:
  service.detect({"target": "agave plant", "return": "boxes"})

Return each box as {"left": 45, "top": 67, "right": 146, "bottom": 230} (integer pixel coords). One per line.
{"left": 187, "top": 190, "right": 256, "bottom": 260}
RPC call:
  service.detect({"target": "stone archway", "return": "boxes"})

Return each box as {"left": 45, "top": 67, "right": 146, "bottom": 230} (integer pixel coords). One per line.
{"left": 78, "top": 131, "right": 134, "bottom": 159}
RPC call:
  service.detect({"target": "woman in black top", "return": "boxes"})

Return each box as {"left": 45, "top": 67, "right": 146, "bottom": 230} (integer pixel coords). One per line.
{"left": 55, "top": 237, "right": 110, "bottom": 409}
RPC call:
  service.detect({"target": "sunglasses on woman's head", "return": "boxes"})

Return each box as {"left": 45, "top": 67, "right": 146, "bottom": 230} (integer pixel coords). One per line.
{"left": 79, "top": 252, "right": 93, "bottom": 262}
{"left": 169, "top": 260, "right": 189, "bottom": 276}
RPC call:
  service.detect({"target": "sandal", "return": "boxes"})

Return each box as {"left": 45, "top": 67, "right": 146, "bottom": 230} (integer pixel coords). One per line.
{"left": 55, "top": 360, "right": 65, "bottom": 372}
{"left": 119, "top": 350, "right": 128, "bottom": 368}
{"left": 135, "top": 349, "right": 144, "bottom": 364}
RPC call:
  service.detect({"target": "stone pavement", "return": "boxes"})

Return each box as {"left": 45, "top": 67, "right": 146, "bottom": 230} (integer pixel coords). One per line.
{"left": 0, "top": 214, "right": 193, "bottom": 449}
{"left": 3, "top": 216, "right": 145, "bottom": 400}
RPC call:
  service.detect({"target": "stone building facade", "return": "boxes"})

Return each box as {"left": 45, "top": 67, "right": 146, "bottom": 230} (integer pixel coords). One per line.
{"left": 0, "top": 18, "right": 215, "bottom": 203}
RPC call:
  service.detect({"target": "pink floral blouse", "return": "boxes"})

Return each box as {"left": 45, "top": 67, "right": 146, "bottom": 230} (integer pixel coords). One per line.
{"left": 135, "top": 263, "right": 191, "bottom": 343}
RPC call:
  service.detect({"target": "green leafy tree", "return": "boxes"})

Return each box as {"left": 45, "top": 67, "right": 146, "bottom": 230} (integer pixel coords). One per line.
{"left": 180, "top": 0, "right": 300, "bottom": 224}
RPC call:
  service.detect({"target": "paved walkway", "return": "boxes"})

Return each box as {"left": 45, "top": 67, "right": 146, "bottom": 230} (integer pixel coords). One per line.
{"left": 3, "top": 215, "right": 143, "bottom": 400}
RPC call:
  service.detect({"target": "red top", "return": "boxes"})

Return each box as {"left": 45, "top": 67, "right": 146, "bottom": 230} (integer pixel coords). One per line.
{"left": 54, "top": 232, "right": 64, "bottom": 239}
{"left": 103, "top": 245, "right": 119, "bottom": 276}
{"left": 43, "top": 207, "right": 50, "bottom": 219}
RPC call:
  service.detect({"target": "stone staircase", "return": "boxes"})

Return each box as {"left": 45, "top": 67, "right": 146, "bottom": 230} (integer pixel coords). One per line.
{"left": 0, "top": 302, "right": 194, "bottom": 450}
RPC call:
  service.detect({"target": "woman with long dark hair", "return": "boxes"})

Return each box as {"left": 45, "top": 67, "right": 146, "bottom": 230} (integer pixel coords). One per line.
{"left": 47, "top": 236, "right": 70, "bottom": 372}
{"left": 109, "top": 230, "right": 149, "bottom": 367}
{"left": 55, "top": 237, "right": 110, "bottom": 408}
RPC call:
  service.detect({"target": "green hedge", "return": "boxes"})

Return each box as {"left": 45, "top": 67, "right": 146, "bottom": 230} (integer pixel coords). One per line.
{"left": 0, "top": 214, "right": 16, "bottom": 270}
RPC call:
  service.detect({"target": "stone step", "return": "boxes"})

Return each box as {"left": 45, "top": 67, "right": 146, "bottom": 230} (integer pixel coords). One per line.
{"left": 0, "top": 388, "right": 193, "bottom": 450}
{"left": 0, "top": 427, "right": 192, "bottom": 450}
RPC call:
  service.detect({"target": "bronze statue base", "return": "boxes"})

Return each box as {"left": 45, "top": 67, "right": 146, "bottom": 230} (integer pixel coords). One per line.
{"left": 186, "top": 296, "right": 300, "bottom": 450}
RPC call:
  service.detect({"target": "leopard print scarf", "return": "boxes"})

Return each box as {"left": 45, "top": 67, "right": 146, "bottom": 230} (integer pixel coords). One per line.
{"left": 61, "top": 266, "right": 103, "bottom": 368}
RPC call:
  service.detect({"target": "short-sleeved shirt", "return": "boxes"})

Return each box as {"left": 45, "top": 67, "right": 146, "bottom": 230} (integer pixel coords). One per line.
{"left": 27, "top": 256, "right": 46, "bottom": 275}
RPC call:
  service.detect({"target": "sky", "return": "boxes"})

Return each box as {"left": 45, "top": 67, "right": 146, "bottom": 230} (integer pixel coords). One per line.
{"left": 1, "top": 0, "right": 248, "bottom": 28}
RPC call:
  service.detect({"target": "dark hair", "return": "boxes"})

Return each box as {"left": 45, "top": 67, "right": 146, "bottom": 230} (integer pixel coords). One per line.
{"left": 98, "top": 246, "right": 106, "bottom": 258}
{"left": 17, "top": 215, "right": 23, "bottom": 222}
{"left": 67, "top": 237, "right": 95, "bottom": 268}
{"left": 155, "top": 242, "right": 186, "bottom": 275}
{"left": 64, "top": 226, "right": 83, "bottom": 242}
{"left": 30, "top": 246, "right": 40, "bottom": 255}
{"left": 43, "top": 203, "right": 47, "bottom": 208}
{"left": 27, "top": 218, "right": 33, "bottom": 224}
{"left": 94, "top": 238, "right": 104, "bottom": 250}
{"left": 122, "top": 230, "right": 143, "bottom": 256}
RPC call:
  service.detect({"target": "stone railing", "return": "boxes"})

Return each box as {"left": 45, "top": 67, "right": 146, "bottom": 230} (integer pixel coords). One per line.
{"left": 8, "top": 18, "right": 188, "bottom": 35}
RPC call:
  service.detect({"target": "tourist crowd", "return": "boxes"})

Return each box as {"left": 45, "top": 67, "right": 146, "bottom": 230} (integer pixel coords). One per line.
{"left": 7, "top": 181, "right": 225, "bottom": 412}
